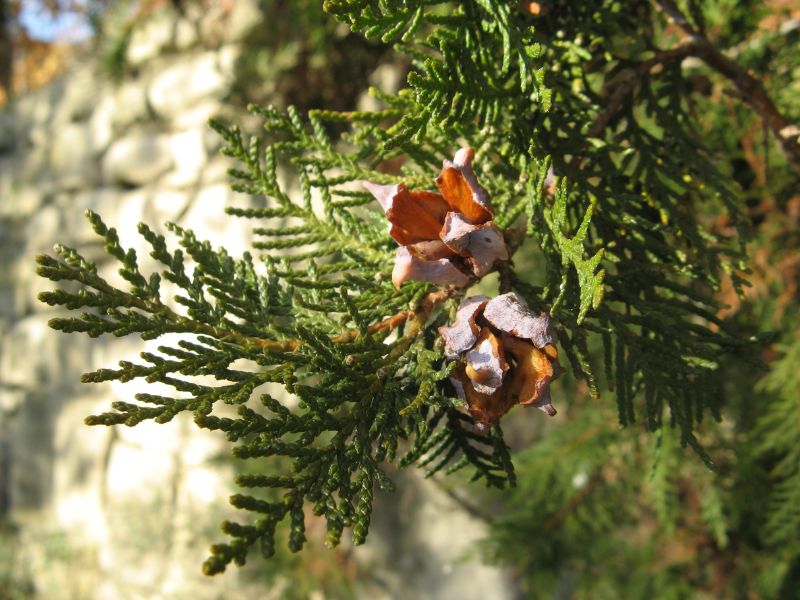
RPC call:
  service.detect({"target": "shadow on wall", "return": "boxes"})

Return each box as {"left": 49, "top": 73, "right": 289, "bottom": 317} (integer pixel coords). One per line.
{"left": 229, "top": 0, "right": 394, "bottom": 112}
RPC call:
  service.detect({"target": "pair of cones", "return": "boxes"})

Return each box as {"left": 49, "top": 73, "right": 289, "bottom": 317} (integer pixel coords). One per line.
{"left": 365, "top": 148, "right": 562, "bottom": 428}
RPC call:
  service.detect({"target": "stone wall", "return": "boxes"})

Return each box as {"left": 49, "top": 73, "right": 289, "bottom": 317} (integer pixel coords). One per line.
{"left": 0, "top": 4, "right": 514, "bottom": 598}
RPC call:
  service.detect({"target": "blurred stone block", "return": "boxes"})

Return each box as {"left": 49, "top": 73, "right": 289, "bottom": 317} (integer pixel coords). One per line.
{"left": 50, "top": 123, "right": 100, "bottom": 190}
{"left": 111, "top": 81, "right": 150, "bottom": 132}
{"left": 163, "top": 128, "right": 207, "bottom": 188}
{"left": 103, "top": 132, "right": 173, "bottom": 186}
{"left": 148, "top": 52, "right": 228, "bottom": 120}
{"left": 224, "top": 0, "right": 263, "bottom": 43}
{"left": 127, "top": 11, "right": 176, "bottom": 67}
{"left": 54, "top": 66, "right": 101, "bottom": 124}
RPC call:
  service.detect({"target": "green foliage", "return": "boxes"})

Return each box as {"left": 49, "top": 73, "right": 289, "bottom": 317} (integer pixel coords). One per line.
{"left": 540, "top": 178, "right": 605, "bottom": 324}
{"left": 484, "top": 412, "right": 745, "bottom": 599}
{"left": 34, "top": 0, "right": 799, "bottom": 589}
{"left": 479, "top": 2, "right": 800, "bottom": 597}
{"left": 756, "top": 337, "right": 800, "bottom": 551}
{"left": 35, "top": 99, "right": 521, "bottom": 572}
{"left": 327, "top": 0, "right": 550, "bottom": 146}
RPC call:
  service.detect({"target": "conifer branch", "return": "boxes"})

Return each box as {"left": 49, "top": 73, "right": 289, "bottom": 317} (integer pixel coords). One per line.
{"left": 31, "top": 0, "right": 783, "bottom": 578}
{"left": 588, "top": 43, "right": 696, "bottom": 138}
{"left": 542, "top": 470, "right": 603, "bottom": 532}
{"left": 36, "top": 250, "right": 297, "bottom": 352}
{"left": 654, "top": 0, "right": 800, "bottom": 168}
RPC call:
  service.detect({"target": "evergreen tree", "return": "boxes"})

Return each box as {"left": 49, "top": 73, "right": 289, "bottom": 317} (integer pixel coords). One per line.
{"left": 36, "top": 0, "right": 799, "bottom": 594}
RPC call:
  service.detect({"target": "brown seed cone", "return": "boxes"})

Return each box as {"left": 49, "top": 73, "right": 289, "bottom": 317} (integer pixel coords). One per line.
{"left": 450, "top": 364, "right": 517, "bottom": 428}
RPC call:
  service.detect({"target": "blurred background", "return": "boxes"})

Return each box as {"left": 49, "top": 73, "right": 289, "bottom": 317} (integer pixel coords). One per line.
{"left": 1, "top": 1, "right": 799, "bottom": 599}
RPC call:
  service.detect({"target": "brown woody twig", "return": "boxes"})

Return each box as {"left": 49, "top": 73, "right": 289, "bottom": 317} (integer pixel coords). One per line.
{"left": 654, "top": 0, "right": 800, "bottom": 169}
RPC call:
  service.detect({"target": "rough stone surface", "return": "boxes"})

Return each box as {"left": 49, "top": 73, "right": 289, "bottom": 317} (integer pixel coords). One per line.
{"left": 54, "top": 65, "right": 100, "bottom": 123}
{"left": 19, "top": 144, "right": 49, "bottom": 183}
{"left": 50, "top": 123, "right": 100, "bottom": 189}
{"left": 174, "top": 18, "right": 199, "bottom": 50}
{"left": 216, "top": 44, "right": 240, "bottom": 80}
{"left": 111, "top": 81, "right": 150, "bottom": 131}
{"left": 14, "top": 87, "right": 53, "bottom": 129}
{"left": 223, "top": 0, "right": 264, "bottom": 42}
{"left": 148, "top": 52, "right": 228, "bottom": 119}
{"left": 88, "top": 95, "right": 115, "bottom": 155}
{"left": 102, "top": 132, "right": 174, "bottom": 186}
{"left": 146, "top": 188, "right": 193, "bottom": 225}
{"left": 0, "top": 171, "right": 41, "bottom": 218}
{"left": 127, "top": 11, "right": 176, "bottom": 67}
{"left": 181, "top": 183, "right": 253, "bottom": 257}
{"left": 163, "top": 128, "right": 207, "bottom": 188}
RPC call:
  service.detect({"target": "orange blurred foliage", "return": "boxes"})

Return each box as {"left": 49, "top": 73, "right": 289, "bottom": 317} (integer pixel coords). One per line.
{"left": 0, "top": 37, "right": 75, "bottom": 105}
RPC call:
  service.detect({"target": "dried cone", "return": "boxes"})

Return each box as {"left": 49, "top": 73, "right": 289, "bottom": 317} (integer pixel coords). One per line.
{"left": 465, "top": 328, "right": 509, "bottom": 395}
{"left": 364, "top": 148, "right": 509, "bottom": 288}
{"left": 440, "top": 292, "right": 562, "bottom": 429}
{"left": 449, "top": 364, "right": 516, "bottom": 430}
